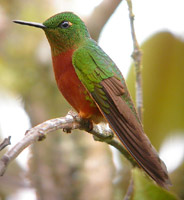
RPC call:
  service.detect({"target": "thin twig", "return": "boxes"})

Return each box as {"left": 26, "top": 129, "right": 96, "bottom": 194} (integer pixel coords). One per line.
{"left": 126, "top": 0, "right": 143, "bottom": 121}
{"left": 0, "top": 136, "right": 11, "bottom": 151}
{"left": 0, "top": 111, "right": 137, "bottom": 176}
{"left": 125, "top": 0, "right": 143, "bottom": 198}
{"left": 123, "top": 175, "right": 134, "bottom": 200}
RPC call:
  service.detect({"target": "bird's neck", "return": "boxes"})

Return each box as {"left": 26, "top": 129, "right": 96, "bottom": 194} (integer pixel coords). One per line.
{"left": 49, "top": 42, "right": 75, "bottom": 57}
{"left": 45, "top": 30, "right": 89, "bottom": 57}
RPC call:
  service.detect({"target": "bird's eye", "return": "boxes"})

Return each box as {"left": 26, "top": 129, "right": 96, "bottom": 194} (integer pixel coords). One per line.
{"left": 59, "top": 21, "right": 72, "bottom": 29}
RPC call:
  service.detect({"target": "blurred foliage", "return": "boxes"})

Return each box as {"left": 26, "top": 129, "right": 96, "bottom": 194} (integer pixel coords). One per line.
{"left": 0, "top": 1, "right": 115, "bottom": 199}
{"left": 127, "top": 32, "right": 184, "bottom": 199}
{"left": 0, "top": 1, "right": 183, "bottom": 200}
{"left": 127, "top": 32, "right": 184, "bottom": 149}
{"left": 132, "top": 168, "right": 178, "bottom": 200}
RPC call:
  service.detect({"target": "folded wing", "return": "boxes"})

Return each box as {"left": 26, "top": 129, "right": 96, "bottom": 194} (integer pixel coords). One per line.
{"left": 72, "top": 41, "right": 171, "bottom": 188}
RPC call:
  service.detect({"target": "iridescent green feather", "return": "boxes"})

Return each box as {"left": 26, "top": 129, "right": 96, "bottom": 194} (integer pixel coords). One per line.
{"left": 73, "top": 39, "right": 139, "bottom": 117}
{"left": 72, "top": 40, "right": 114, "bottom": 91}
{"left": 72, "top": 40, "right": 114, "bottom": 113}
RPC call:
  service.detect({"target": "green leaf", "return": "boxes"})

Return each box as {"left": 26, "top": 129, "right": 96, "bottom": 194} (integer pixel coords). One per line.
{"left": 132, "top": 168, "right": 178, "bottom": 200}
{"left": 127, "top": 32, "right": 184, "bottom": 149}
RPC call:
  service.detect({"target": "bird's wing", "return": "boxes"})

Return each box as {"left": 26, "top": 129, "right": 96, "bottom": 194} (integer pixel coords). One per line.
{"left": 72, "top": 42, "right": 171, "bottom": 188}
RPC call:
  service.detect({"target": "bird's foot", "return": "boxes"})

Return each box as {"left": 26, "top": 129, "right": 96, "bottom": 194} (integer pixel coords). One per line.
{"left": 82, "top": 119, "right": 93, "bottom": 132}
{"left": 75, "top": 116, "right": 93, "bottom": 132}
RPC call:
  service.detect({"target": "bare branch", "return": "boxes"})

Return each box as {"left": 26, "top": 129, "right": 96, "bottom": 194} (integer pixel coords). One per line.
{"left": 0, "top": 111, "right": 137, "bottom": 176}
{"left": 125, "top": 0, "right": 143, "bottom": 198}
{"left": 126, "top": 0, "right": 143, "bottom": 121}
{"left": 0, "top": 136, "right": 11, "bottom": 151}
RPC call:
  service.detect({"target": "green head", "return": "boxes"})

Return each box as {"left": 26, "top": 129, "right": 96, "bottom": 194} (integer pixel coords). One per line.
{"left": 13, "top": 12, "right": 90, "bottom": 55}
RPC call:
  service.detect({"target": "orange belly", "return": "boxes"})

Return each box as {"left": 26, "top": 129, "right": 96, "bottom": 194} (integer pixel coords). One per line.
{"left": 52, "top": 50, "right": 102, "bottom": 121}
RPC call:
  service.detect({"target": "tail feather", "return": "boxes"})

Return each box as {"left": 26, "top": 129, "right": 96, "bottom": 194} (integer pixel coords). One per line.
{"left": 92, "top": 77, "right": 171, "bottom": 188}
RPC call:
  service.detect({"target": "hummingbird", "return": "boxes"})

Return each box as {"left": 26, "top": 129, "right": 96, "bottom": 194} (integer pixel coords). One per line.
{"left": 13, "top": 12, "right": 171, "bottom": 188}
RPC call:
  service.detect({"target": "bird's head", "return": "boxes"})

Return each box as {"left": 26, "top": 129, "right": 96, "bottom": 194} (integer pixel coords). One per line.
{"left": 14, "top": 12, "right": 90, "bottom": 55}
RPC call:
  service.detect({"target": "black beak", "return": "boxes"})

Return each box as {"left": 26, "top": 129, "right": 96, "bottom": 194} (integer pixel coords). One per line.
{"left": 13, "top": 20, "right": 46, "bottom": 29}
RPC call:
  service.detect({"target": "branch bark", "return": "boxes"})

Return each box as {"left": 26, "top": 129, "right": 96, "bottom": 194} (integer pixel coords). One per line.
{"left": 0, "top": 111, "right": 137, "bottom": 176}
{"left": 85, "top": 0, "right": 122, "bottom": 41}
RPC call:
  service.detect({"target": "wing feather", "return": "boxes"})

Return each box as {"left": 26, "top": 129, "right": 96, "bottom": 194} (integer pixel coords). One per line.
{"left": 72, "top": 41, "right": 171, "bottom": 188}
{"left": 99, "top": 77, "right": 171, "bottom": 187}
